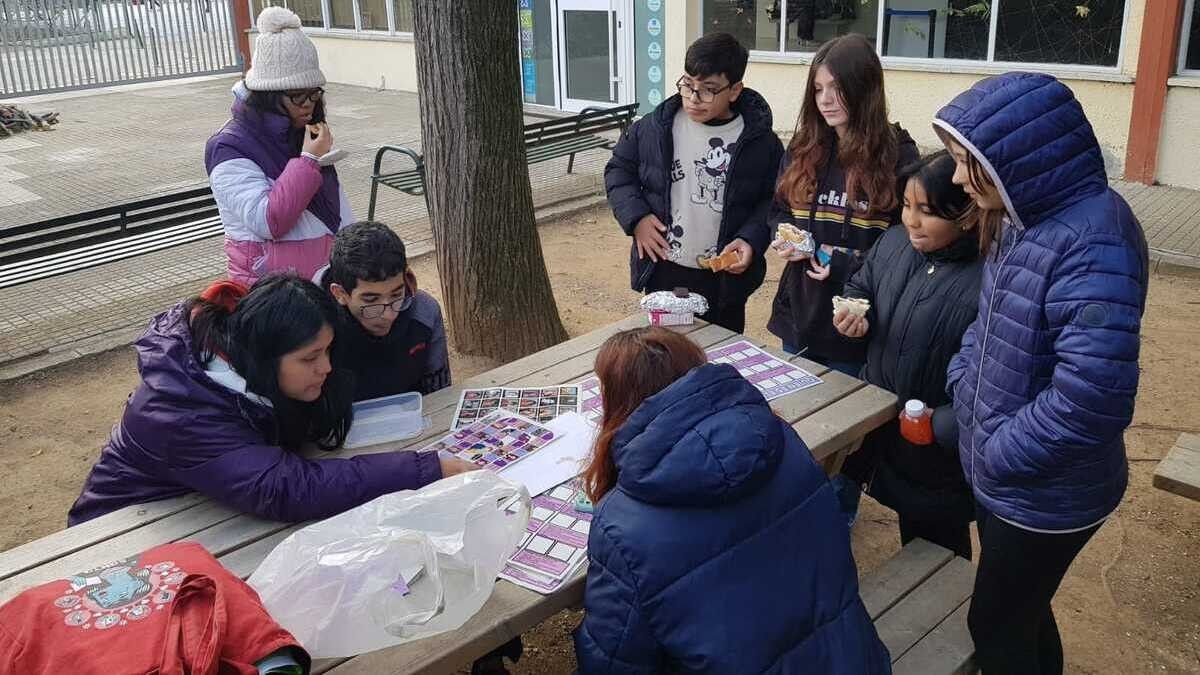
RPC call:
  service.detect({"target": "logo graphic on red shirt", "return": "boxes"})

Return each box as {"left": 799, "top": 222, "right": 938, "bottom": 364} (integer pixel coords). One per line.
{"left": 54, "top": 555, "right": 185, "bottom": 631}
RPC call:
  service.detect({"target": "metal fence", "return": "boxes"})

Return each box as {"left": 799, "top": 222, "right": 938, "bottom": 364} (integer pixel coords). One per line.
{"left": 0, "top": 0, "right": 241, "bottom": 97}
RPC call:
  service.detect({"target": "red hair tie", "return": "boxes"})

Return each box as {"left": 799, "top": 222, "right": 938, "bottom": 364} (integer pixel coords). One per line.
{"left": 199, "top": 279, "right": 249, "bottom": 312}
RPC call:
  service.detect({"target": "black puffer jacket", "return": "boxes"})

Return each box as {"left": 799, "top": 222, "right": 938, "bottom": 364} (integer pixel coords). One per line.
{"left": 840, "top": 224, "right": 982, "bottom": 522}
{"left": 766, "top": 125, "right": 918, "bottom": 363}
{"left": 605, "top": 90, "right": 784, "bottom": 302}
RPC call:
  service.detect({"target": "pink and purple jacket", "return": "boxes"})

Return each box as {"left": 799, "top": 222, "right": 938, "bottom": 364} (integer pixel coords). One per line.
{"left": 204, "top": 83, "right": 352, "bottom": 286}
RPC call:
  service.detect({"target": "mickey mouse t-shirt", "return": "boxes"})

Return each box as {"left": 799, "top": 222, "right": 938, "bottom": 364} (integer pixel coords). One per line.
{"left": 667, "top": 110, "right": 745, "bottom": 269}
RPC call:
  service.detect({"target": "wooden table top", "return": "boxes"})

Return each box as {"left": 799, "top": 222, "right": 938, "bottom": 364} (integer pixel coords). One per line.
{"left": 0, "top": 315, "right": 898, "bottom": 674}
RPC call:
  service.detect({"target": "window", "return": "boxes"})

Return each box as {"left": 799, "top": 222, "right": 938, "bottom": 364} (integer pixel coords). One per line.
{"left": 703, "top": 0, "right": 1128, "bottom": 68}
{"left": 292, "top": 0, "right": 324, "bottom": 28}
{"left": 1181, "top": 0, "right": 1200, "bottom": 74}
{"left": 393, "top": 0, "right": 414, "bottom": 33}
{"left": 329, "top": 0, "right": 356, "bottom": 29}
{"left": 358, "top": 0, "right": 389, "bottom": 31}
{"left": 250, "top": 0, "right": 415, "bottom": 34}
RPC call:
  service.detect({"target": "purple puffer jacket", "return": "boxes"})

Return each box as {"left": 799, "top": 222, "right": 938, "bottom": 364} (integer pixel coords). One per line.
{"left": 67, "top": 303, "right": 442, "bottom": 526}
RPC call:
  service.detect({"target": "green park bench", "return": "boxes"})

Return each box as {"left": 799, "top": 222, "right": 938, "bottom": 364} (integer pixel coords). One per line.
{"left": 366, "top": 102, "right": 639, "bottom": 220}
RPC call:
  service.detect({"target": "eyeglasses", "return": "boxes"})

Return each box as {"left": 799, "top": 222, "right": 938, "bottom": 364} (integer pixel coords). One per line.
{"left": 284, "top": 88, "right": 324, "bottom": 106}
{"left": 676, "top": 77, "right": 731, "bottom": 103}
{"left": 358, "top": 287, "right": 412, "bottom": 319}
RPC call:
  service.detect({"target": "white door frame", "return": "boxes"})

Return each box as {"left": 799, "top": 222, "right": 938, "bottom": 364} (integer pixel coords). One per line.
{"left": 556, "top": 0, "right": 632, "bottom": 112}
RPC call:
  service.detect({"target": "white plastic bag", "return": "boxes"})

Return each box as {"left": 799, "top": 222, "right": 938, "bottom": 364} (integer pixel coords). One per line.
{"left": 247, "top": 471, "right": 531, "bottom": 658}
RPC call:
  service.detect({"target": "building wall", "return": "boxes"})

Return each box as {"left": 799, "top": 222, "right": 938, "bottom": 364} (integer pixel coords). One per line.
{"left": 305, "top": 0, "right": 1200, "bottom": 187}
{"left": 1156, "top": 85, "right": 1200, "bottom": 190}
{"left": 310, "top": 35, "right": 420, "bottom": 93}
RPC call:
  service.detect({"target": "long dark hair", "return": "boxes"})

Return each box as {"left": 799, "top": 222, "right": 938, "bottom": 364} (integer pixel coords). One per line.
{"left": 898, "top": 150, "right": 972, "bottom": 222}
{"left": 581, "top": 327, "right": 707, "bottom": 503}
{"left": 934, "top": 127, "right": 1004, "bottom": 256}
{"left": 189, "top": 274, "right": 353, "bottom": 451}
{"left": 776, "top": 34, "right": 899, "bottom": 215}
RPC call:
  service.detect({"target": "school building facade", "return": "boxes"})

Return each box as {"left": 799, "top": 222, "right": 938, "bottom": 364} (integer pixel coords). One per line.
{"left": 242, "top": 0, "right": 1200, "bottom": 189}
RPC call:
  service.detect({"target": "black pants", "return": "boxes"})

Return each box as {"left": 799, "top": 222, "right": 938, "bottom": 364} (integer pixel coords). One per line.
{"left": 898, "top": 513, "right": 972, "bottom": 560}
{"left": 647, "top": 261, "right": 745, "bottom": 333}
{"left": 969, "top": 506, "right": 1101, "bottom": 675}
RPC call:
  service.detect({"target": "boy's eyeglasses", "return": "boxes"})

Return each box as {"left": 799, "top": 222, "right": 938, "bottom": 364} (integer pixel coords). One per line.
{"left": 284, "top": 88, "right": 324, "bottom": 106}
{"left": 676, "top": 77, "right": 730, "bottom": 103}
{"left": 358, "top": 287, "right": 413, "bottom": 319}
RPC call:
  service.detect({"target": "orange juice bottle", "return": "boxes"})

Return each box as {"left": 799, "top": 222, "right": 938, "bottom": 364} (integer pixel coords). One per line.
{"left": 899, "top": 399, "right": 934, "bottom": 445}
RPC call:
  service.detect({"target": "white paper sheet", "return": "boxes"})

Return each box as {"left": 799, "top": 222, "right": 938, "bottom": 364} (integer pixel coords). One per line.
{"left": 499, "top": 412, "right": 596, "bottom": 497}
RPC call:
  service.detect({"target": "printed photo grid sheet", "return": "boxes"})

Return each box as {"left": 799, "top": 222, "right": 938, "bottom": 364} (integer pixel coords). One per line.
{"left": 500, "top": 479, "right": 591, "bottom": 594}
{"left": 575, "top": 340, "right": 822, "bottom": 425}
{"left": 418, "top": 410, "right": 557, "bottom": 471}
{"left": 451, "top": 386, "right": 581, "bottom": 429}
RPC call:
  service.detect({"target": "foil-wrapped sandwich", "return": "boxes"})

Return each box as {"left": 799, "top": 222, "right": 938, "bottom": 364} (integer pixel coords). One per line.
{"left": 641, "top": 288, "right": 709, "bottom": 326}
{"left": 776, "top": 224, "right": 816, "bottom": 256}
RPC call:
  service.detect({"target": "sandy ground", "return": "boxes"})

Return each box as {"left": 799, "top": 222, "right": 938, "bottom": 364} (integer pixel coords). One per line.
{"left": 1, "top": 206, "right": 1197, "bottom": 673}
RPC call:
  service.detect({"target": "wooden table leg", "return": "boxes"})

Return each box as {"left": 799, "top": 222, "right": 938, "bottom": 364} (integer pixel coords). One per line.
{"left": 821, "top": 438, "right": 863, "bottom": 477}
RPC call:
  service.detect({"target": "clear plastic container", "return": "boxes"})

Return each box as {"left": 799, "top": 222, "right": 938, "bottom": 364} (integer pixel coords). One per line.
{"left": 899, "top": 399, "right": 934, "bottom": 446}
{"left": 344, "top": 391, "right": 429, "bottom": 449}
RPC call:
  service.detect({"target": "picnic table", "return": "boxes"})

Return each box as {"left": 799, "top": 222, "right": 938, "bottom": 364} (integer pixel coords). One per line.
{"left": 1154, "top": 433, "right": 1200, "bottom": 503}
{"left": 0, "top": 314, "right": 928, "bottom": 674}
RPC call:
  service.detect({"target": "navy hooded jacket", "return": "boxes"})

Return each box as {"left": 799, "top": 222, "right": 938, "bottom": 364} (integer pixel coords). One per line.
{"left": 934, "top": 73, "right": 1149, "bottom": 532}
{"left": 573, "top": 364, "right": 889, "bottom": 674}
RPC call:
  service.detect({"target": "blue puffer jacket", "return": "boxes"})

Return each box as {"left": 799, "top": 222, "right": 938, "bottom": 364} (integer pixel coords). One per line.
{"left": 573, "top": 364, "right": 889, "bottom": 674}
{"left": 935, "top": 73, "right": 1149, "bottom": 532}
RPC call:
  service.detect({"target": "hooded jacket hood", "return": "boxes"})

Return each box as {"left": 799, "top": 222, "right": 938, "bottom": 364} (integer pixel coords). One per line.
{"left": 934, "top": 72, "right": 1108, "bottom": 231}
{"left": 609, "top": 363, "right": 783, "bottom": 507}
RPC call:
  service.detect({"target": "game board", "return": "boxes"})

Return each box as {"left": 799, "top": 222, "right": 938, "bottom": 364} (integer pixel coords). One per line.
{"left": 500, "top": 479, "right": 591, "bottom": 594}
{"left": 705, "top": 340, "right": 822, "bottom": 401}
{"left": 451, "top": 385, "right": 580, "bottom": 429}
{"left": 418, "top": 410, "right": 557, "bottom": 471}
{"left": 574, "top": 341, "right": 822, "bottom": 423}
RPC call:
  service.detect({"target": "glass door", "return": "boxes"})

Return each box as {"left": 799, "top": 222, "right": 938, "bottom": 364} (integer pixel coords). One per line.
{"left": 558, "top": 0, "right": 621, "bottom": 112}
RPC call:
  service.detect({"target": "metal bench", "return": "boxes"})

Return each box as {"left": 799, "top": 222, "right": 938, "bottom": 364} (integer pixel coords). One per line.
{"left": 367, "top": 102, "right": 639, "bottom": 220}
{"left": 0, "top": 187, "right": 221, "bottom": 289}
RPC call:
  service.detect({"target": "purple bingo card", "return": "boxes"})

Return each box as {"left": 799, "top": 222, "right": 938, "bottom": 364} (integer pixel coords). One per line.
{"left": 503, "top": 480, "right": 591, "bottom": 583}
{"left": 704, "top": 340, "right": 822, "bottom": 401}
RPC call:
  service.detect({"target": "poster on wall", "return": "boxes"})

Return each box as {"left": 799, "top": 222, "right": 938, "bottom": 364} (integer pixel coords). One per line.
{"left": 519, "top": 0, "right": 537, "bottom": 101}
{"left": 634, "top": 0, "right": 666, "bottom": 113}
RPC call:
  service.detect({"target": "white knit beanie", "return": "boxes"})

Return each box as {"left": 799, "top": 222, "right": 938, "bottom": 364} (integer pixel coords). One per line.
{"left": 244, "top": 7, "right": 325, "bottom": 91}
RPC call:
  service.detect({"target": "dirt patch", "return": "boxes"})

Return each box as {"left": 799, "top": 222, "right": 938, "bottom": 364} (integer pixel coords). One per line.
{"left": 1, "top": 206, "right": 1197, "bottom": 674}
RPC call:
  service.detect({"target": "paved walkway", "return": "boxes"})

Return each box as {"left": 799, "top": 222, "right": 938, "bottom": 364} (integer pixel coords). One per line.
{"left": 1, "top": 76, "right": 1198, "bottom": 376}
{"left": 0, "top": 76, "right": 607, "bottom": 371}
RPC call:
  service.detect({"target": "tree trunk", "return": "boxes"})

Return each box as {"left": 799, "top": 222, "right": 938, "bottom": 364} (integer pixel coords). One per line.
{"left": 410, "top": 0, "right": 568, "bottom": 361}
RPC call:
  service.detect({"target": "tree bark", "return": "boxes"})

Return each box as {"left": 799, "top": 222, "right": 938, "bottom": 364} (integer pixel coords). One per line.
{"left": 410, "top": 0, "right": 568, "bottom": 361}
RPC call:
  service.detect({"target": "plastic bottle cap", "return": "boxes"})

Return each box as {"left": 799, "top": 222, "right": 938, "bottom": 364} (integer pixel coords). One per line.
{"left": 904, "top": 399, "right": 926, "bottom": 417}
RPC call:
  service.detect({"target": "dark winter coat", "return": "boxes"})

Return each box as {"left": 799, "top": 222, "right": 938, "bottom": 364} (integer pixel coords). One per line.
{"left": 67, "top": 303, "right": 442, "bottom": 526}
{"left": 840, "top": 225, "right": 982, "bottom": 522}
{"left": 936, "top": 72, "right": 1149, "bottom": 532}
{"left": 767, "top": 126, "right": 919, "bottom": 362}
{"left": 573, "top": 364, "right": 890, "bottom": 674}
{"left": 605, "top": 90, "right": 784, "bottom": 304}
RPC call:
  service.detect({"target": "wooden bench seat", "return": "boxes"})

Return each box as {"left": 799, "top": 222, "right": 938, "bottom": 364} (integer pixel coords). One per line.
{"left": 1153, "top": 432, "right": 1200, "bottom": 502}
{"left": 860, "top": 538, "right": 978, "bottom": 675}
